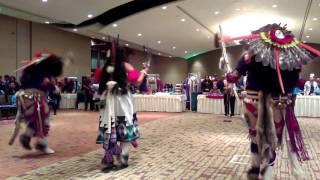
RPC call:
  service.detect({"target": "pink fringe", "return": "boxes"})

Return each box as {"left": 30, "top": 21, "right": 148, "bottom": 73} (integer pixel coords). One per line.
{"left": 285, "top": 106, "right": 309, "bottom": 161}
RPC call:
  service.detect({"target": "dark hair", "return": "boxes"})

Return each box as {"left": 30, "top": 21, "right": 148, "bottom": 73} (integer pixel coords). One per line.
{"left": 20, "top": 55, "right": 63, "bottom": 87}
{"left": 98, "top": 46, "right": 128, "bottom": 95}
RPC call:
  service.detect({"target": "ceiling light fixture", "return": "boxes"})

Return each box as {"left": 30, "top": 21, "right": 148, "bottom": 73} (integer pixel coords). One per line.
{"left": 272, "top": 4, "right": 278, "bottom": 8}
{"left": 102, "top": 37, "right": 106, "bottom": 40}
{"left": 42, "top": 0, "right": 48, "bottom": 2}
{"left": 313, "top": 17, "right": 318, "bottom": 21}
{"left": 73, "top": 28, "right": 78, "bottom": 32}
{"left": 214, "top": 11, "right": 220, "bottom": 15}
{"left": 125, "top": 44, "right": 129, "bottom": 47}
{"left": 112, "top": 23, "right": 118, "bottom": 27}
{"left": 137, "top": 33, "right": 142, "bottom": 37}
{"left": 185, "top": 51, "right": 188, "bottom": 54}
{"left": 180, "top": 18, "right": 186, "bottom": 22}
{"left": 169, "top": 56, "right": 172, "bottom": 58}
{"left": 303, "top": 41, "right": 307, "bottom": 43}
{"left": 45, "top": 21, "right": 50, "bottom": 24}
{"left": 196, "top": 28, "right": 200, "bottom": 32}
{"left": 306, "top": 35, "right": 310, "bottom": 38}
{"left": 88, "top": 14, "right": 93, "bottom": 18}
{"left": 157, "top": 40, "right": 161, "bottom": 44}
{"left": 158, "top": 53, "right": 161, "bottom": 55}
{"left": 308, "top": 27, "right": 313, "bottom": 31}
{"left": 235, "top": 8, "right": 241, "bottom": 11}
{"left": 172, "top": 46, "right": 176, "bottom": 49}
{"left": 162, "top": 6, "right": 167, "bottom": 10}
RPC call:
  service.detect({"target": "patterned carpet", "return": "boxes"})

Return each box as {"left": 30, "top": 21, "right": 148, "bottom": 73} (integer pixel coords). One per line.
{"left": 6, "top": 113, "right": 320, "bottom": 180}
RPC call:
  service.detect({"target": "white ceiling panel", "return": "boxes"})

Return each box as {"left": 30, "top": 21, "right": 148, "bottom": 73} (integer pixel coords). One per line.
{"left": 0, "top": 0, "right": 132, "bottom": 24}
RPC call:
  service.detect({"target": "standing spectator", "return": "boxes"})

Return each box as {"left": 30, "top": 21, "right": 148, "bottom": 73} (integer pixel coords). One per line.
{"left": 48, "top": 78, "right": 61, "bottom": 115}
{"left": 82, "top": 76, "right": 93, "bottom": 111}
{"left": 201, "top": 75, "right": 213, "bottom": 93}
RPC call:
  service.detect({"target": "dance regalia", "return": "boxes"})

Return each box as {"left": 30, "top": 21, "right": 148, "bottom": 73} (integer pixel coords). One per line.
{"left": 95, "top": 45, "right": 141, "bottom": 168}
{"left": 9, "top": 53, "right": 63, "bottom": 154}
{"left": 226, "top": 24, "right": 320, "bottom": 179}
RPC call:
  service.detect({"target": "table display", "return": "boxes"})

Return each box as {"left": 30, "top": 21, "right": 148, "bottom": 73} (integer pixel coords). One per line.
{"left": 295, "top": 95, "right": 320, "bottom": 117}
{"left": 133, "top": 94, "right": 186, "bottom": 112}
{"left": 197, "top": 95, "right": 242, "bottom": 115}
{"left": 60, "top": 93, "right": 77, "bottom": 109}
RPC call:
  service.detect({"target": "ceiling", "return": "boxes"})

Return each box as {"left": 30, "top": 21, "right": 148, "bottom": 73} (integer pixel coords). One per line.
{"left": 0, "top": 0, "right": 320, "bottom": 59}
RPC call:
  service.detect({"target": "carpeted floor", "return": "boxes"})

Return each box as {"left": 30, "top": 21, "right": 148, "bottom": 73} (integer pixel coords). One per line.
{"left": 0, "top": 110, "right": 179, "bottom": 179}
{"left": 4, "top": 112, "right": 320, "bottom": 180}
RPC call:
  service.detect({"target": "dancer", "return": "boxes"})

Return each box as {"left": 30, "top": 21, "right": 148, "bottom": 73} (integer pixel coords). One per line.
{"left": 8, "top": 52, "right": 63, "bottom": 154}
{"left": 225, "top": 24, "right": 320, "bottom": 179}
{"left": 95, "top": 42, "right": 148, "bottom": 169}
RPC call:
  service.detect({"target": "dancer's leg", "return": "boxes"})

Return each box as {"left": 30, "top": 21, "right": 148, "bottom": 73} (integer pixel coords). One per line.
{"left": 19, "top": 122, "right": 35, "bottom": 150}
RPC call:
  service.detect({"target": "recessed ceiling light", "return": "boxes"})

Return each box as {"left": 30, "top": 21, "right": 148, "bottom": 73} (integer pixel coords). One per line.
{"left": 112, "top": 23, "right": 118, "bottom": 27}
{"left": 157, "top": 41, "right": 161, "bottom": 44}
{"left": 214, "top": 11, "right": 220, "bottom": 15}
{"left": 313, "top": 17, "right": 318, "bottom": 21}
{"left": 185, "top": 51, "right": 188, "bottom": 54}
{"left": 162, "top": 6, "right": 167, "bottom": 10}
{"left": 88, "top": 14, "right": 93, "bottom": 18}
{"left": 272, "top": 4, "right": 278, "bottom": 8}
{"left": 235, "top": 8, "right": 241, "bottom": 11}
{"left": 42, "top": 0, "right": 48, "bottom": 2}
{"left": 73, "top": 28, "right": 78, "bottom": 32}
{"left": 308, "top": 27, "right": 313, "bottom": 31}
{"left": 306, "top": 35, "right": 310, "bottom": 38}
{"left": 102, "top": 37, "right": 106, "bottom": 40}
{"left": 158, "top": 53, "right": 161, "bottom": 55}
{"left": 196, "top": 28, "right": 200, "bottom": 32}
{"left": 125, "top": 43, "right": 129, "bottom": 47}
{"left": 169, "top": 56, "right": 172, "bottom": 58}
{"left": 172, "top": 46, "right": 176, "bottom": 49}
{"left": 180, "top": 18, "right": 186, "bottom": 22}
{"left": 137, "top": 33, "right": 142, "bottom": 37}
{"left": 45, "top": 21, "right": 50, "bottom": 24}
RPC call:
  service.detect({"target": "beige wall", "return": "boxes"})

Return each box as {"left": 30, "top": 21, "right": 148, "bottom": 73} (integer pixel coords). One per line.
{"left": 188, "top": 45, "right": 243, "bottom": 78}
{"left": 31, "top": 23, "right": 91, "bottom": 79}
{"left": 0, "top": 15, "right": 17, "bottom": 76}
{"left": 125, "top": 49, "right": 188, "bottom": 84}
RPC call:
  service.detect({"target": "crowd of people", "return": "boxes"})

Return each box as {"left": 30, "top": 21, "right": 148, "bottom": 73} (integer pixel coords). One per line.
{"left": 0, "top": 75, "right": 20, "bottom": 97}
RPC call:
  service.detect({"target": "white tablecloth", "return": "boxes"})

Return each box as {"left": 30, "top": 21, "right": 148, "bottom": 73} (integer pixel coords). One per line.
{"left": 197, "top": 95, "right": 242, "bottom": 115}
{"left": 295, "top": 96, "right": 320, "bottom": 117}
{"left": 60, "top": 93, "right": 77, "bottom": 109}
{"left": 133, "top": 94, "right": 186, "bottom": 112}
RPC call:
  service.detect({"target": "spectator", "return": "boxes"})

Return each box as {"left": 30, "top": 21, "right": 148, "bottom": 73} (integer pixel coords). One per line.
{"left": 201, "top": 75, "right": 213, "bottom": 93}
{"left": 0, "top": 76, "right": 5, "bottom": 95}
{"left": 82, "top": 76, "right": 94, "bottom": 111}
{"left": 304, "top": 73, "right": 318, "bottom": 95}
{"left": 10, "top": 76, "right": 20, "bottom": 91}
{"left": 6, "top": 82, "right": 18, "bottom": 95}
{"left": 48, "top": 78, "right": 61, "bottom": 115}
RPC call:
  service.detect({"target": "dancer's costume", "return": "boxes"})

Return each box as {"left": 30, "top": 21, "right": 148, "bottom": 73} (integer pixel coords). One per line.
{"left": 225, "top": 24, "right": 320, "bottom": 179}
{"left": 8, "top": 52, "right": 63, "bottom": 154}
{"left": 95, "top": 43, "right": 140, "bottom": 168}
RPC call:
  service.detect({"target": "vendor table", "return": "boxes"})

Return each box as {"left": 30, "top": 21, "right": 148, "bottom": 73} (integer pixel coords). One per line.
{"left": 133, "top": 94, "right": 186, "bottom": 112}
{"left": 60, "top": 93, "right": 77, "bottom": 109}
{"left": 295, "top": 95, "right": 320, "bottom": 117}
{"left": 197, "top": 94, "right": 242, "bottom": 115}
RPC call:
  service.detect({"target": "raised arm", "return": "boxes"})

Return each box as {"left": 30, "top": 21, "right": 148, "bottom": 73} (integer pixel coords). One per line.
{"left": 124, "top": 62, "right": 148, "bottom": 86}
